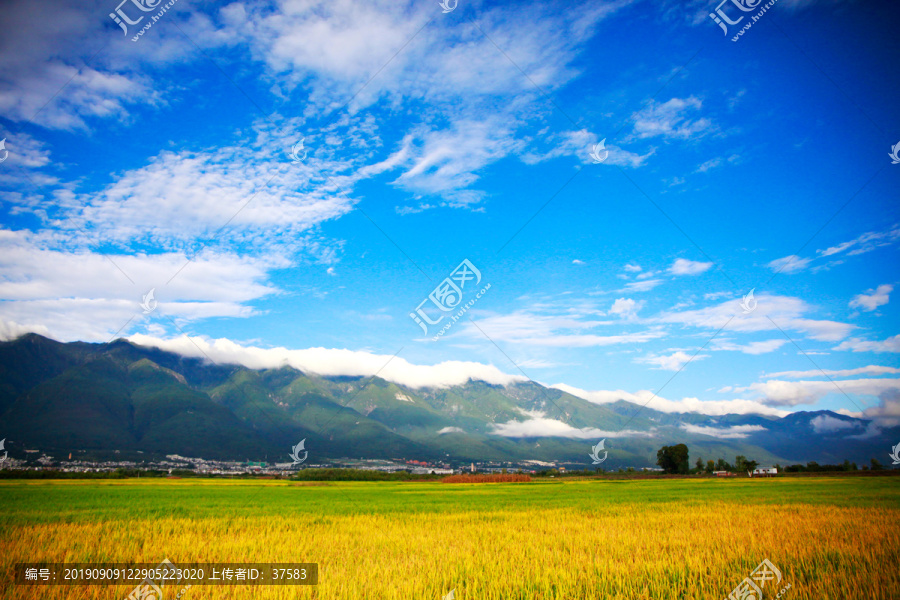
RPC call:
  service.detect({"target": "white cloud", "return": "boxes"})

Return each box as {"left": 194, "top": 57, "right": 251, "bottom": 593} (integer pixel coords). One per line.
{"left": 0, "top": 229, "right": 280, "bottom": 341}
{"left": 0, "top": 0, "right": 187, "bottom": 130}
{"left": 638, "top": 350, "right": 706, "bottom": 371}
{"left": 712, "top": 339, "right": 788, "bottom": 355}
{"left": 437, "top": 427, "right": 466, "bottom": 434}
{"left": 810, "top": 415, "right": 862, "bottom": 434}
{"left": 127, "top": 333, "right": 526, "bottom": 389}
{"left": 521, "top": 129, "right": 653, "bottom": 168}
{"left": 552, "top": 383, "right": 789, "bottom": 417}
{"left": 850, "top": 389, "right": 900, "bottom": 428}
{"left": 61, "top": 130, "right": 358, "bottom": 251}
{"left": 767, "top": 227, "right": 900, "bottom": 275}
{"left": 704, "top": 292, "right": 732, "bottom": 301}
{"left": 767, "top": 255, "right": 812, "bottom": 274}
{"left": 849, "top": 284, "right": 892, "bottom": 312}
{"left": 833, "top": 335, "right": 900, "bottom": 353}
{"left": 656, "top": 294, "right": 854, "bottom": 342}
{"left": 623, "top": 263, "right": 642, "bottom": 273}
{"left": 631, "top": 97, "right": 716, "bottom": 140}
{"left": 0, "top": 133, "right": 53, "bottom": 172}
{"left": 764, "top": 366, "right": 900, "bottom": 379}
{"left": 458, "top": 306, "right": 665, "bottom": 348}
{"left": 623, "top": 278, "right": 664, "bottom": 292}
{"left": 744, "top": 377, "right": 900, "bottom": 407}
{"left": 670, "top": 258, "right": 713, "bottom": 276}
{"left": 379, "top": 120, "right": 523, "bottom": 208}
{"left": 222, "top": 0, "right": 623, "bottom": 106}
{"left": 609, "top": 297, "right": 642, "bottom": 319}
{"left": 489, "top": 412, "right": 654, "bottom": 439}
{"left": 198, "top": 0, "right": 637, "bottom": 206}
{"left": 695, "top": 158, "right": 722, "bottom": 173}
{"left": 679, "top": 423, "right": 766, "bottom": 439}
{"left": 0, "top": 318, "right": 50, "bottom": 342}
{"left": 818, "top": 227, "right": 900, "bottom": 258}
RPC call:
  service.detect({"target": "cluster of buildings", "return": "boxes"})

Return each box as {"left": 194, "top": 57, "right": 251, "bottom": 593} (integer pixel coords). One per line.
{"left": 713, "top": 467, "right": 778, "bottom": 477}
{"left": 2, "top": 450, "right": 656, "bottom": 476}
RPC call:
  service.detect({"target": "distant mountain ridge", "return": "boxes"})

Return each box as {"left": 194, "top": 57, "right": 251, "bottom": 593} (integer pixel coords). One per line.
{"left": 0, "top": 333, "right": 895, "bottom": 467}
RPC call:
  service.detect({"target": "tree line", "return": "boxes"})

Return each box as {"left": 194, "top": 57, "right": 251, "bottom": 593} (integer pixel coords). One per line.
{"left": 656, "top": 444, "right": 890, "bottom": 475}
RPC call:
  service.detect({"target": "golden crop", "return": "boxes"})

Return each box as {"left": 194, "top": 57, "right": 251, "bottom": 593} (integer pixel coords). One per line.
{"left": 1, "top": 477, "right": 898, "bottom": 599}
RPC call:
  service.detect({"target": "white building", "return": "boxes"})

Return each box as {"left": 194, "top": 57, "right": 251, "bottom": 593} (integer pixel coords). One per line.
{"left": 410, "top": 467, "right": 454, "bottom": 475}
{"left": 752, "top": 467, "right": 777, "bottom": 477}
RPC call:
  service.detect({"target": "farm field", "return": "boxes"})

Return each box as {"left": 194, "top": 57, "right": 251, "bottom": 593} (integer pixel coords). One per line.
{"left": 1, "top": 476, "right": 899, "bottom": 599}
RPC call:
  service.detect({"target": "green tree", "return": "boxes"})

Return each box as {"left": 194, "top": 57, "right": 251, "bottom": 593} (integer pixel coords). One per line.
{"left": 705, "top": 460, "right": 715, "bottom": 473}
{"left": 657, "top": 444, "right": 690, "bottom": 474}
{"left": 715, "top": 458, "right": 731, "bottom": 471}
{"left": 871, "top": 458, "right": 884, "bottom": 471}
{"left": 695, "top": 457, "right": 704, "bottom": 473}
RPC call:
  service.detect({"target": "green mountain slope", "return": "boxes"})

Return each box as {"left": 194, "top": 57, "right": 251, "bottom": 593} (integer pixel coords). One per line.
{"left": 0, "top": 334, "right": 896, "bottom": 466}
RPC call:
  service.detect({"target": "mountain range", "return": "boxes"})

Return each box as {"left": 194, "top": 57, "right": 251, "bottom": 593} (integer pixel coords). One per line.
{"left": 0, "top": 333, "right": 895, "bottom": 468}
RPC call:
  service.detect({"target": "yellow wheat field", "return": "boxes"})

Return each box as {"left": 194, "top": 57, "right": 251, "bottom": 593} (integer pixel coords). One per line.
{"left": 1, "top": 477, "right": 898, "bottom": 599}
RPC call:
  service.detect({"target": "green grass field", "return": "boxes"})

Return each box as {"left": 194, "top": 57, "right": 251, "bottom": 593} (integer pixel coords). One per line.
{"left": 1, "top": 476, "right": 898, "bottom": 599}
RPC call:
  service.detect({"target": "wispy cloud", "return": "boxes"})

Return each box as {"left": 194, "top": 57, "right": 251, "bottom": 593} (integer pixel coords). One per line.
{"left": 679, "top": 423, "right": 766, "bottom": 439}
{"left": 553, "top": 383, "right": 789, "bottom": 417}
{"left": 638, "top": 350, "right": 706, "bottom": 371}
{"left": 712, "top": 339, "right": 789, "bottom": 355}
{"left": 833, "top": 335, "right": 900, "bottom": 353}
{"left": 768, "top": 226, "right": 900, "bottom": 274}
{"left": 767, "top": 254, "right": 812, "bottom": 274}
{"left": 764, "top": 365, "right": 900, "bottom": 379}
{"left": 656, "top": 294, "right": 854, "bottom": 342}
{"left": 630, "top": 96, "right": 716, "bottom": 140}
{"left": 622, "top": 279, "right": 664, "bottom": 292}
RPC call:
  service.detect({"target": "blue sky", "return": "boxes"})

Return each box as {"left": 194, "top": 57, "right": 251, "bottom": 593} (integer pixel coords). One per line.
{"left": 0, "top": 0, "right": 898, "bottom": 423}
